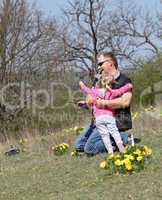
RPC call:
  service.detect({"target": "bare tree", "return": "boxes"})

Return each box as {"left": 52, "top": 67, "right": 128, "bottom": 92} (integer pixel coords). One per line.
{"left": 0, "top": 0, "right": 45, "bottom": 84}
{"left": 0, "top": 0, "right": 65, "bottom": 125}
{"left": 61, "top": 0, "right": 107, "bottom": 79}
{"left": 60, "top": 0, "right": 162, "bottom": 75}
{"left": 102, "top": 2, "right": 160, "bottom": 65}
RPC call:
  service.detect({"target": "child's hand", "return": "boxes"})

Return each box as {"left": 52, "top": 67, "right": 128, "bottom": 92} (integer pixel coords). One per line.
{"left": 106, "top": 85, "right": 112, "bottom": 92}
{"left": 128, "top": 83, "right": 133, "bottom": 89}
{"left": 86, "top": 94, "right": 94, "bottom": 106}
{"left": 79, "top": 81, "right": 84, "bottom": 87}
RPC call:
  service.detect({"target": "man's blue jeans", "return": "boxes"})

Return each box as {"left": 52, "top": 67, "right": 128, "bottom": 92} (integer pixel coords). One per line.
{"left": 74, "top": 124, "right": 129, "bottom": 155}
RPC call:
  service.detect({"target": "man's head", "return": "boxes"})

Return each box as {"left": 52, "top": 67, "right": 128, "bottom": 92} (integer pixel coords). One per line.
{"left": 97, "top": 52, "right": 118, "bottom": 74}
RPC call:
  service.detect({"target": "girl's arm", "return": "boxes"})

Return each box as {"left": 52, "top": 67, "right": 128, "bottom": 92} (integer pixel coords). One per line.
{"left": 79, "top": 81, "right": 94, "bottom": 96}
{"left": 79, "top": 81, "right": 96, "bottom": 106}
{"left": 107, "top": 83, "right": 133, "bottom": 99}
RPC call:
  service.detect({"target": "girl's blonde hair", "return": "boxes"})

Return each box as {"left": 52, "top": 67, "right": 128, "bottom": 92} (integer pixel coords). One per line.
{"left": 96, "top": 75, "right": 115, "bottom": 89}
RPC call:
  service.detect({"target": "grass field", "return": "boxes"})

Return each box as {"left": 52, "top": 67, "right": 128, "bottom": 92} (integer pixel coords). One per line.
{"left": 0, "top": 112, "right": 162, "bottom": 200}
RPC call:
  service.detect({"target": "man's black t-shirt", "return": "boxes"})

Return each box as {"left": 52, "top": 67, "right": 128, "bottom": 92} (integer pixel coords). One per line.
{"left": 111, "top": 73, "right": 132, "bottom": 131}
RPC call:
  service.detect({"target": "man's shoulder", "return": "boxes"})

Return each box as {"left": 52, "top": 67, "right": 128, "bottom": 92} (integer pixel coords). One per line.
{"left": 112, "top": 72, "right": 131, "bottom": 89}
{"left": 117, "top": 73, "right": 132, "bottom": 84}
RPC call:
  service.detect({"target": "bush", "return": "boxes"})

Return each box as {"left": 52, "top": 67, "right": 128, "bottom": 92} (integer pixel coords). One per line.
{"left": 129, "top": 53, "right": 162, "bottom": 108}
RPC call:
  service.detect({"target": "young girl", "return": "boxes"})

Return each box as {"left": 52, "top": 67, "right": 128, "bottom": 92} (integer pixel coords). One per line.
{"left": 79, "top": 75, "right": 133, "bottom": 154}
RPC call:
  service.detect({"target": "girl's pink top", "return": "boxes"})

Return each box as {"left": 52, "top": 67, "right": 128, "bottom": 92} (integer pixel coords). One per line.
{"left": 80, "top": 83, "right": 132, "bottom": 117}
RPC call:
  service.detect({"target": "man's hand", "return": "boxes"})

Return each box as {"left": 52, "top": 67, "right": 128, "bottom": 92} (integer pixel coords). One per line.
{"left": 77, "top": 100, "right": 86, "bottom": 105}
{"left": 77, "top": 100, "right": 89, "bottom": 109}
{"left": 96, "top": 97, "right": 106, "bottom": 108}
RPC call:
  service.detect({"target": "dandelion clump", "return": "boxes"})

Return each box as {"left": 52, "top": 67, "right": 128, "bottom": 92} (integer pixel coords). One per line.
{"left": 63, "top": 126, "right": 84, "bottom": 135}
{"left": 18, "top": 138, "right": 28, "bottom": 145}
{"left": 18, "top": 138, "right": 28, "bottom": 152}
{"left": 99, "top": 144, "right": 152, "bottom": 175}
{"left": 51, "top": 143, "right": 69, "bottom": 155}
{"left": 70, "top": 150, "right": 78, "bottom": 157}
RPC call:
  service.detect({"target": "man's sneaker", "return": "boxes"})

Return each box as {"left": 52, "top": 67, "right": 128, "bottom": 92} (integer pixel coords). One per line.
{"left": 134, "top": 138, "right": 141, "bottom": 144}
{"left": 75, "top": 149, "right": 85, "bottom": 156}
{"left": 128, "top": 135, "right": 141, "bottom": 146}
{"left": 77, "top": 151, "right": 85, "bottom": 156}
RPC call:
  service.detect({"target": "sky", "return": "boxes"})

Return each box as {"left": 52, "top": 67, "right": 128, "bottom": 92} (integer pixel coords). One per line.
{"left": 28, "top": 0, "right": 162, "bottom": 17}
{"left": 28, "top": 0, "right": 68, "bottom": 17}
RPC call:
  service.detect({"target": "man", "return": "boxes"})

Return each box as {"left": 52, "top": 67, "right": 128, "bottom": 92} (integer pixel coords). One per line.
{"left": 74, "top": 52, "right": 132, "bottom": 155}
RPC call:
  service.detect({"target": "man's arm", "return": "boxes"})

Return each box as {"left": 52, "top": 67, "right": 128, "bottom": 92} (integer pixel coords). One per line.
{"left": 96, "top": 92, "right": 132, "bottom": 109}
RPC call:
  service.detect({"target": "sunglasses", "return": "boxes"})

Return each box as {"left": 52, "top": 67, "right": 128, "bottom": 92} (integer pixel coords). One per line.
{"left": 97, "top": 59, "right": 111, "bottom": 66}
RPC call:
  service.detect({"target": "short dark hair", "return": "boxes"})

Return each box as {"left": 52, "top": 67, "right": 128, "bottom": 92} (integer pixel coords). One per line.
{"left": 97, "top": 52, "right": 118, "bottom": 69}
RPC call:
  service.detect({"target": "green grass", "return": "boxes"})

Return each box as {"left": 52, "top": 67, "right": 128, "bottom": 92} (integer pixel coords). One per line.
{"left": 0, "top": 117, "right": 162, "bottom": 200}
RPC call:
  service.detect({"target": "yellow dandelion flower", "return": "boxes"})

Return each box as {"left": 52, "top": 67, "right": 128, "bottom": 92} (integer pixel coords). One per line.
{"left": 137, "top": 155, "right": 143, "bottom": 161}
{"left": 71, "top": 150, "right": 77, "bottom": 156}
{"left": 114, "top": 159, "right": 122, "bottom": 166}
{"left": 59, "top": 146, "right": 63, "bottom": 151}
{"left": 144, "top": 106, "right": 154, "bottom": 112}
{"left": 62, "top": 143, "right": 69, "bottom": 148}
{"left": 124, "top": 154, "right": 134, "bottom": 161}
{"left": 123, "top": 158, "right": 132, "bottom": 170}
{"left": 146, "top": 148, "right": 152, "bottom": 155}
{"left": 100, "top": 161, "right": 108, "bottom": 169}
{"left": 74, "top": 126, "right": 78, "bottom": 131}
{"left": 123, "top": 158, "right": 131, "bottom": 165}
{"left": 143, "top": 146, "right": 152, "bottom": 155}
{"left": 114, "top": 154, "right": 121, "bottom": 159}
{"left": 19, "top": 139, "right": 23, "bottom": 144}
{"left": 60, "top": 144, "right": 66, "bottom": 149}
{"left": 133, "top": 149, "right": 141, "bottom": 156}
{"left": 22, "top": 148, "right": 27, "bottom": 152}
{"left": 143, "top": 145, "right": 148, "bottom": 150}
{"left": 123, "top": 145, "right": 131, "bottom": 154}
{"left": 19, "top": 138, "right": 28, "bottom": 145}
{"left": 107, "top": 153, "right": 115, "bottom": 160}
{"left": 120, "top": 160, "right": 124, "bottom": 165}
{"left": 23, "top": 138, "right": 28, "bottom": 143}
{"left": 131, "top": 112, "right": 138, "bottom": 121}
{"left": 125, "top": 163, "right": 133, "bottom": 170}
{"left": 129, "top": 155, "right": 135, "bottom": 161}
{"left": 147, "top": 148, "right": 152, "bottom": 155}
